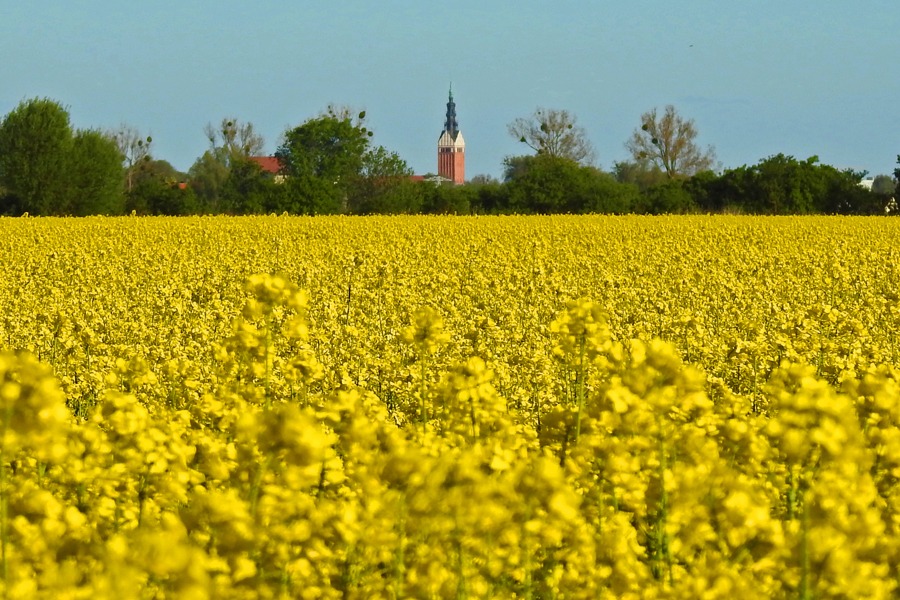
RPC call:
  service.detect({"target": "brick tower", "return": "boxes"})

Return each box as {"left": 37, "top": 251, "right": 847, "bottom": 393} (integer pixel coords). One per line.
{"left": 437, "top": 87, "right": 465, "bottom": 184}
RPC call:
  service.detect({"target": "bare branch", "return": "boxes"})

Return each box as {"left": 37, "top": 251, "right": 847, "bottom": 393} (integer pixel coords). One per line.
{"left": 625, "top": 105, "right": 716, "bottom": 178}
{"left": 508, "top": 108, "right": 595, "bottom": 165}
{"left": 109, "top": 123, "right": 153, "bottom": 192}
{"left": 204, "top": 117, "right": 265, "bottom": 167}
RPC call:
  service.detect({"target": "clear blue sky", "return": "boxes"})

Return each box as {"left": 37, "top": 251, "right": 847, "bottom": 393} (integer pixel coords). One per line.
{"left": 3, "top": 1, "right": 899, "bottom": 180}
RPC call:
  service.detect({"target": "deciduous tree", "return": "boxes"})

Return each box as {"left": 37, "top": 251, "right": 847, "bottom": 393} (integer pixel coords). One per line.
{"left": 871, "top": 174, "right": 895, "bottom": 196}
{"left": 188, "top": 150, "right": 231, "bottom": 212}
{"left": 626, "top": 105, "right": 716, "bottom": 178}
{"left": 110, "top": 124, "right": 152, "bottom": 193}
{"left": 188, "top": 117, "right": 265, "bottom": 213}
{"left": 892, "top": 156, "right": 900, "bottom": 196}
{"left": 702, "top": 154, "right": 879, "bottom": 215}
{"left": 0, "top": 98, "right": 125, "bottom": 215}
{"left": 0, "top": 97, "right": 73, "bottom": 214}
{"left": 350, "top": 145, "right": 417, "bottom": 214}
{"left": 69, "top": 129, "right": 125, "bottom": 215}
{"left": 612, "top": 160, "right": 668, "bottom": 191}
{"left": 504, "top": 154, "right": 636, "bottom": 214}
{"left": 204, "top": 117, "right": 264, "bottom": 169}
{"left": 507, "top": 108, "right": 595, "bottom": 165}
{"left": 277, "top": 106, "right": 412, "bottom": 214}
{"left": 126, "top": 159, "right": 192, "bottom": 215}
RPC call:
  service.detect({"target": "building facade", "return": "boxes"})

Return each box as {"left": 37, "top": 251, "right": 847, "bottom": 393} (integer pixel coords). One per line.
{"left": 437, "top": 88, "right": 465, "bottom": 185}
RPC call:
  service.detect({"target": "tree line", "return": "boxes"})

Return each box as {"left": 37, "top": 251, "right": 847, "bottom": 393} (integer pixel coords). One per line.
{"left": 0, "top": 97, "right": 895, "bottom": 216}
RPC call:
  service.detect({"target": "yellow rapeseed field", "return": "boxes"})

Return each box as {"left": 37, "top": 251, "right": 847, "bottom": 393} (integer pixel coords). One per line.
{"left": 1, "top": 214, "right": 899, "bottom": 598}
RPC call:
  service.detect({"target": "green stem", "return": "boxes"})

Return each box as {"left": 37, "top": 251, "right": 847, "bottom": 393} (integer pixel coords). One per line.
{"left": 574, "top": 334, "right": 586, "bottom": 443}
{"left": 137, "top": 474, "right": 147, "bottom": 526}
{"left": 420, "top": 355, "right": 427, "bottom": 433}
{"left": 786, "top": 467, "right": 797, "bottom": 521}
{"left": 799, "top": 479, "right": 811, "bottom": 600}
{"left": 263, "top": 314, "right": 272, "bottom": 410}
{"left": 654, "top": 416, "right": 672, "bottom": 586}
{"left": 455, "top": 532, "right": 467, "bottom": 600}
{"left": 522, "top": 508, "right": 533, "bottom": 600}
{"left": 344, "top": 270, "right": 354, "bottom": 326}
{"left": 0, "top": 451, "right": 7, "bottom": 587}
{"left": 393, "top": 496, "right": 406, "bottom": 599}
{"left": 249, "top": 454, "right": 274, "bottom": 518}
{"left": 1, "top": 403, "right": 14, "bottom": 587}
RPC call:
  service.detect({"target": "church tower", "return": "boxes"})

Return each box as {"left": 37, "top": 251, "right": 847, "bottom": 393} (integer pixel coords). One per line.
{"left": 437, "top": 87, "right": 465, "bottom": 184}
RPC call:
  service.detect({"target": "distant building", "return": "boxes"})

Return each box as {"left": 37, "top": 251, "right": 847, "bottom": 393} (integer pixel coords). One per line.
{"left": 437, "top": 87, "right": 465, "bottom": 185}
{"left": 253, "top": 94, "right": 466, "bottom": 187}
{"left": 248, "top": 156, "right": 286, "bottom": 184}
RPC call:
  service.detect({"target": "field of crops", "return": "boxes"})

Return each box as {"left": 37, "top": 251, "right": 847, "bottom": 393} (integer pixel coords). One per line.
{"left": 1, "top": 214, "right": 900, "bottom": 598}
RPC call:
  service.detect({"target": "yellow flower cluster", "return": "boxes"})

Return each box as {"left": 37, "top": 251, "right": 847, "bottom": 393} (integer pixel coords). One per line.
{"left": 0, "top": 214, "right": 899, "bottom": 598}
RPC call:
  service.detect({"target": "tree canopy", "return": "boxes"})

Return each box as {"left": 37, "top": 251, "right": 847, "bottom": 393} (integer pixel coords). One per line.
{"left": 110, "top": 124, "right": 152, "bottom": 193}
{"left": 275, "top": 106, "right": 412, "bottom": 214}
{"left": 204, "top": 118, "right": 265, "bottom": 169}
{"left": 504, "top": 154, "right": 637, "bottom": 214}
{"left": 0, "top": 98, "right": 74, "bottom": 214}
{"left": 871, "top": 174, "right": 895, "bottom": 196}
{"left": 0, "top": 94, "right": 893, "bottom": 217}
{"left": 701, "top": 154, "right": 879, "bottom": 214}
{"left": 507, "top": 108, "right": 595, "bottom": 165}
{"left": 626, "top": 105, "right": 717, "bottom": 179}
{"left": 69, "top": 129, "right": 126, "bottom": 215}
{"left": 187, "top": 117, "right": 266, "bottom": 213}
{"left": 0, "top": 98, "right": 123, "bottom": 215}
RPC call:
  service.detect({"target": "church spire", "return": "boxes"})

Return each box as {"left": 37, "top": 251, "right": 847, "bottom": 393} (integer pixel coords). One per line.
{"left": 437, "top": 84, "right": 465, "bottom": 185}
{"left": 444, "top": 85, "right": 458, "bottom": 138}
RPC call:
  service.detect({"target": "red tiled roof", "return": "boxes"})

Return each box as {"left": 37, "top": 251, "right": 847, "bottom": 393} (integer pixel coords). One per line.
{"left": 249, "top": 156, "right": 281, "bottom": 174}
{"left": 409, "top": 175, "right": 425, "bottom": 182}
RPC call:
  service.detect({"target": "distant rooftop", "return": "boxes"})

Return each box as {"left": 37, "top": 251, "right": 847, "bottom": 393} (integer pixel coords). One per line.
{"left": 249, "top": 156, "right": 281, "bottom": 174}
